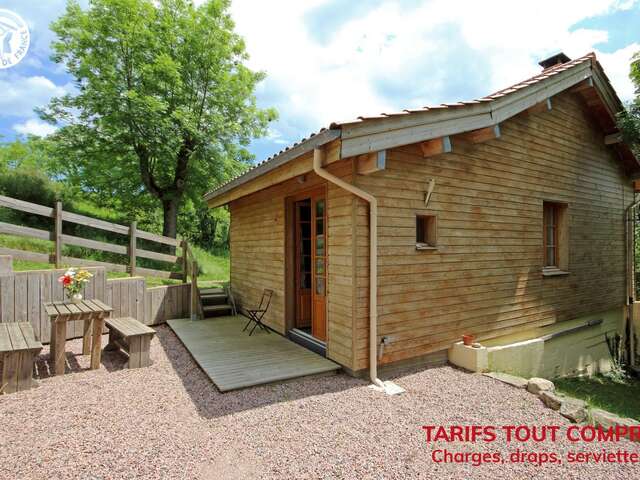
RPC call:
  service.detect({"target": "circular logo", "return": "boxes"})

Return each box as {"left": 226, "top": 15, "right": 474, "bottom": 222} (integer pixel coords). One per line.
{"left": 0, "top": 9, "right": 30, "bottom": 69}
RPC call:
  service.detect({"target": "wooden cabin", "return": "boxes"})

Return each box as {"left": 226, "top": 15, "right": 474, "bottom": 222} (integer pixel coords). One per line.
{"left": 205, "top": 52, "right": 640, "bottom": 377}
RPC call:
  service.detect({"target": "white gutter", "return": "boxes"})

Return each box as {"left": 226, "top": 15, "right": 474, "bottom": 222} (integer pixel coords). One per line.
{"left": 626, "top": 195, "right": 640, "bottom": 367}
{"left": 313, "top": 147, "right": 404, "bottom": 395}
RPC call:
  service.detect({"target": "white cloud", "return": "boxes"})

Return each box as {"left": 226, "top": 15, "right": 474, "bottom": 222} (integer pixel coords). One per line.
{"left": 0, "top": 74, "right": 69, "bottom": 117}
{"left": 597, "top": 43, "right": 640, "bottom": 102}
{"left": 12, "top": 118, "right": 57, "bottom": 136}
{"left": 226, "top": 0, "right": 639, "bottom": 145}
{"left": 266, "top": 128, "right": 291, "bottom": 145}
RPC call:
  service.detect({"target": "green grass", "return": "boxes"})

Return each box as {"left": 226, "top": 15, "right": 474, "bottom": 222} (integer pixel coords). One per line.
{"left": 0, "top": 233, "right": 229, "bottom": 288}
{"left": 555, "top": 375, "right": 640, "bottom": 421}
{"left": 71, "top": 199, "right": 126, "bottom": 223}
{"left": 0, "top": 234, "right": 51, "bottom": 254}
{"left": 190, "top": 244, "right": 229, "bottom": 283}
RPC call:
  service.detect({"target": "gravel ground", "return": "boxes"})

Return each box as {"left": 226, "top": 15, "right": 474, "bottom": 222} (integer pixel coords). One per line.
{"left": 0, "top": 325, "right": 638, "bottom": 479}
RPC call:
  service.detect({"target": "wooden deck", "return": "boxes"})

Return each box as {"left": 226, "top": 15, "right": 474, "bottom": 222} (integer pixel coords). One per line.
{"left": 167, "top": 316, "right": 341, "bottom": 392}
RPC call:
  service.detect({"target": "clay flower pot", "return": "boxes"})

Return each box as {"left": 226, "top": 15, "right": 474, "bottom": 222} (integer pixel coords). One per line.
{"left": 462, "top": 334, "right": 475, "bottom": 346}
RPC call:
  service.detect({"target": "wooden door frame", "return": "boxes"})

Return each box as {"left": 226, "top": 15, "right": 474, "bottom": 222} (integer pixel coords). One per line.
{"left": 284, "top": 185, "right": 327, "bottom": 334}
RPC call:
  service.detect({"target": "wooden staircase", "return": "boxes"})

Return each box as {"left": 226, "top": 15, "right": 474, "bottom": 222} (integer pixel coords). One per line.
{"left": 199, "top": 287, "right": 234, "bottom": 318}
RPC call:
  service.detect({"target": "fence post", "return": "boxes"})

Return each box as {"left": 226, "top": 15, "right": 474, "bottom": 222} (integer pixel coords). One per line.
{"left": 181, "top": 240, "right": 188, "bottom": 283}
{"left": 54, "top": 201, "right": 63, "bottom": 268}
{"left": 191, "top": 260, "right": 199, "bottom": 321}
{"left": 129, "top": 221, "right": 137, "bottom": 277}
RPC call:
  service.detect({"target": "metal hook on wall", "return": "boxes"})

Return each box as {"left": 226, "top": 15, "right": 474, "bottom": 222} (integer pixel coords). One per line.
{"left": 424, "top": 178, "right": 436, "bottom": 207}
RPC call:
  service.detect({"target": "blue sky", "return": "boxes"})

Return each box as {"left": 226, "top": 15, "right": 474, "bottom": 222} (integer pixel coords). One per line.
{"left": 0, "top": 0, "right": 639, "bottom": 163}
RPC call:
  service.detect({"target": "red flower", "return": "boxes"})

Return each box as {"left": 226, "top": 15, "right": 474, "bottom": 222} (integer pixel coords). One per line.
{"left": 63, "top": 276, "right": 72, "bottom": 286}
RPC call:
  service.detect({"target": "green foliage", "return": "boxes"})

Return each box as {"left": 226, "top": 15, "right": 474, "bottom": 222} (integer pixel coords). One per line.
{"left": 0, "top": 162, "right": 66, "bottom": 233}
{"left": 555, "top": 375, "right": 640, "bottom": 421}
{"left": 41, "top": 0, "right": 276, "bottom": 237}
{"left": 0, "top": 137, "right": 65, "bottom": 210}
{"left": 177, "top": 201, "right": 229, "bottom": 251}
{"left": 0, "top": 169, "right": 63, "bottom": 208}
{"left": 0, "top": 136, "right": 56, "bottom": 173}
{"left": 189, "top": 243, "right": 229, "bottom": 282}
{"left": 617, "top": 51, "right": 640, "bottom": 155}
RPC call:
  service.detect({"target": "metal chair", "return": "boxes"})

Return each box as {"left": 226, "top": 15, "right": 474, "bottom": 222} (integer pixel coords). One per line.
{"left": 242, "top": 289, "right": 273, "bottom": 336}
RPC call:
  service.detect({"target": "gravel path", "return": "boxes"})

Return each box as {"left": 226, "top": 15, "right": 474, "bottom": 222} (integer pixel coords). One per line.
{"left": 0, "top": 325, "right": 637, "bottom": 479}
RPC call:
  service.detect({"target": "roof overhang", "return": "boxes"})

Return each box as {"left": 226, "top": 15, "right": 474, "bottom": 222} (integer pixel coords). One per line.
{"left": 337, "top": 61, "right": 594, "bottom": 157}
{"left": 204, "top": 54, "right": 640, "bottom": 207}
{"left": 204, "top": 129, "right": 341, "bottom": 207}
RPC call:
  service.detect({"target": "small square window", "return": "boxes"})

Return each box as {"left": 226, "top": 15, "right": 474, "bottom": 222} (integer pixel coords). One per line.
{"left": 416, "top": 215, "right": 437, "bottom": 249}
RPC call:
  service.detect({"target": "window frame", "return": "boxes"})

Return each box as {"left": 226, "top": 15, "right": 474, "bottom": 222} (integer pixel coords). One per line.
{"left": 542, "top": 200, "right": 569, "bottom": 276}
{"left": 416, "top": 214, "right": 438, "bottom": 250}
{"left": 543, "top": 202, "right": 559, "bottom": 268}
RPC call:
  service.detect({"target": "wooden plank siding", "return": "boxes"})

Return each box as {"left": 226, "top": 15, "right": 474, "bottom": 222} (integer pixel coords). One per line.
{"left": 352, "top": 91, "right": 631, "bottom": 370}
{"left": 229, "top": 155, "right": 357, "bottom": 370}
{"left": 0, "top": 264, "right": 191, "bottom": 343}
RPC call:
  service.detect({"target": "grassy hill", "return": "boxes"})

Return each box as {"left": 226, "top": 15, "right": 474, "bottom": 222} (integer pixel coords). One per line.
{"left": 0, "top": 233, "right": 229, "bottom": 288}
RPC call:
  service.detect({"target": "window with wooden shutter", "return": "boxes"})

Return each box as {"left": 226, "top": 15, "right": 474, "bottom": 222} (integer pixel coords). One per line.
{"left": 543, "top": 203, "right": 558, "bottom": 267}
{"left": 542, "top": 201, "right": 569, "bottom": 275}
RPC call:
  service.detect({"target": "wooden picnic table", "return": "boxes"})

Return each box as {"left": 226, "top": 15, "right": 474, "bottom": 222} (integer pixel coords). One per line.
{"left": 43, "top": 299, "right": 113, "bottom": 376}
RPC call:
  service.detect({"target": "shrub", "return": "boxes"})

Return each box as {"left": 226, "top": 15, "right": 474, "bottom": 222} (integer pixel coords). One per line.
{"left": 0, "top": 169, "right": 63, "bottom": 206}
{"left": 0, "top": 169, "right": 68, "bottom": 230}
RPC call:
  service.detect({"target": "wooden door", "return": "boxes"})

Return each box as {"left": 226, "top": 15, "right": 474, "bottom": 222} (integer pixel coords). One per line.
{"left": 311, "top": 195, "right": 327, "bottom": 341}
{"left": 295, "top": 200, "right": 312, "bottom": 328}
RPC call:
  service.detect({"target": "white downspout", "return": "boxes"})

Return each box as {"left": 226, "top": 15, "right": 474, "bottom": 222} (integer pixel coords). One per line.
{"left": 313, "top": 147, "right": 390, "bottom": 390}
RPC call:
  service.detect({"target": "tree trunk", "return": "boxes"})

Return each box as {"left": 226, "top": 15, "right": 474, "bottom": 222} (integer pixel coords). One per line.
{"left": 210, "top": 218, "right": 218, "bottom": 245}
{"left": 223, "top": 224, "right": 230, "bottom": 248}
{"left": 162, "top": 198, "right": 180, "bottom": 239}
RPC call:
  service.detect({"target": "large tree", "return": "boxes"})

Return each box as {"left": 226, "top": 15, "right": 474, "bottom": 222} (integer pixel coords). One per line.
{"left": 41, "top": 0, "right": 276, "bottom": 238}
{"left": 618, "top": 51, "right": 640, "bottom": 155}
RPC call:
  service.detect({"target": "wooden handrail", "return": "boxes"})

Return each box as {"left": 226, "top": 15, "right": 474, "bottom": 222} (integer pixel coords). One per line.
{"left": 190, "top": 259, "right": 199, "bottom": 320}
{"left": 180, "top": 241, "right": 201, "bottom": 320}
{"left": 0, "top": 195, "right": 54, "bottom": 217}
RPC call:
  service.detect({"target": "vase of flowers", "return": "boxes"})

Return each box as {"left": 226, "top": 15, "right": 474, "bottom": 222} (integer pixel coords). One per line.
{"left": 58, "top": 268, "right": 93, "bottom": 303}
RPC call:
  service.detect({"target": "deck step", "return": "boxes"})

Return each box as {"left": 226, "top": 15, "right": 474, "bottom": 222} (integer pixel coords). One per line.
{"left": 200, "top": 293, "right": 228, "bottom": 305}
{"left": 201, "top": 292, "right": 226, "bottom": 298}
{"left": 198, "top": 287, "right": 224, "bottom": 293}
{"left": 198, "top": 288, "right": 226, "bottom": 297}
{"left": 198, "top": 287, "right": 232, "bottom": 317}
{"left": 202, "top": 304, "right": 232, "bottom": 314}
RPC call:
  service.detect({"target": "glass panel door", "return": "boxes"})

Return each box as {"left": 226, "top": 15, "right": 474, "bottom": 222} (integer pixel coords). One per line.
{"left": 311, "top": 195, "right": 327, "bottom": 341}
{"left": 295, "top": 200, "right": 312, "bottom": 328}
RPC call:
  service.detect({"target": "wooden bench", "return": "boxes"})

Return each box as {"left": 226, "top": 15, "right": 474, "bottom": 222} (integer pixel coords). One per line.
{"left": 104, "top": 317, "right": 155, "bottom": 369}
{"left": 0, "top": 323, "right": 43, "bottom": 394}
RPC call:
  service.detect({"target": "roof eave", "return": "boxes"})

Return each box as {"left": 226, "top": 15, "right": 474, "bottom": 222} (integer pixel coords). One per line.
{"left": 203, "top": 52, "right": 640, "bottom": 206}
{"left": 203, "top": 129, "right": 342, "bottom": 204}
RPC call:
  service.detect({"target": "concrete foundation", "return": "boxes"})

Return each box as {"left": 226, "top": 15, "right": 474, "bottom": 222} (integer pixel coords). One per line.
{"left": 448, "top": 307, "right": 623, "bottom": 379}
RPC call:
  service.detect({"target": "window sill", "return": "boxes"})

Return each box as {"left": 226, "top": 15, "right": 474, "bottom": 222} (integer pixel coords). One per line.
{"left": 416, "top": 243, "right": 437, "bottom": 251}
{"left": 542, "top": 268, "right": 570, "bottom": 277}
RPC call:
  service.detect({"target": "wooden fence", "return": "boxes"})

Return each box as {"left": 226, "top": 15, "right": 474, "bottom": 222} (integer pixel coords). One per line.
{"left": 0, "top": 263, "right": 192, "bottom": 344}
{"left": 0, "top": 194, "right": 187, "bottom": 280}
